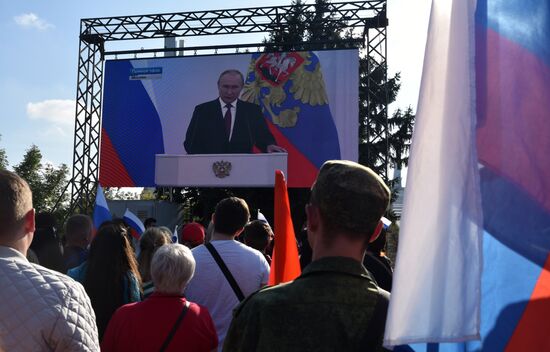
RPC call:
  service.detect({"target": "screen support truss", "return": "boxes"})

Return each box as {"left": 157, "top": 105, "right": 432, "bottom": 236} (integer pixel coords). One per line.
{"left": 64, "top": 1, "right": 388, "bottom": 215}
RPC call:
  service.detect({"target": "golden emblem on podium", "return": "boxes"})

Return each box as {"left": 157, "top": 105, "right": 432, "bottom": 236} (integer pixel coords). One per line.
{"left": 212, "top": 161, "right": 232, "bottom": 178}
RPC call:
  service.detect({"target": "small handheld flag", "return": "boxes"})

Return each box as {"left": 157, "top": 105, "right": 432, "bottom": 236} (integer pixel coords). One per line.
{"left": 172, "top": 225, "right": 179, "bottom": 243}
{"left": 381, "top": 217, "right": 392, "bottom": 230}
{"left": 93, "top": 185, "right": 112, "bottom": 230}
{"left": 123, "top": 208, "right": 145, "bottom": 239}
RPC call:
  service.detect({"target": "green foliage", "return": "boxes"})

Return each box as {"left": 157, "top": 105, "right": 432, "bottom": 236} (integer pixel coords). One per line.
{"left": 41, "top": 163, "right": 70, "bottom": 210}
{"left": 12, "top": 145, "right": 70, "bottom": 223}
{"left": 265, "top": 0, "right": 353, "bottom": 52}
{"left": 388, "top": 106, "right": 414, "bottom": 169}
{"left": 104, "top": 187, "right": 140, "bottom": 200}
{"left": 140, "top": 188, "right": 156, "bottom": 200}
{"left": 0, "top": 135, "right": 7, "bottom": 170}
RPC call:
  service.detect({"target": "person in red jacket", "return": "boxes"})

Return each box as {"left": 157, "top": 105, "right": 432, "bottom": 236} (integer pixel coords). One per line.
{"left": 102, "top": 243, "right": 218, "bottom": 352}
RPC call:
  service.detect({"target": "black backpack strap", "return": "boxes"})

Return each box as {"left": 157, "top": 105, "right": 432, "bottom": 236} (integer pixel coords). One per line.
{"left": 159, "top": 301, "right": 189, "bottom": 352}
{"left": 205, "top": 242, "right": 245, "bottom": 301}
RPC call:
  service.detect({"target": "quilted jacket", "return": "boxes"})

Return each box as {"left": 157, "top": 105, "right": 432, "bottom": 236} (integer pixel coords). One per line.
{"left": 0, "top": 246, "right": 100, "bottom": 351}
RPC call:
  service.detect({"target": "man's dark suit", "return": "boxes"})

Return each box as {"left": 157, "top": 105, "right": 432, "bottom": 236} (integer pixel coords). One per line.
{"left": 184, "top": 99, "right": 276, "bottom": 154}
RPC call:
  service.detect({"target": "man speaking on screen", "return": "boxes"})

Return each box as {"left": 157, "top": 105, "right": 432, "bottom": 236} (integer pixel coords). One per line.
{"left": 184, "top": 69, "right": 286, "bottom": 154}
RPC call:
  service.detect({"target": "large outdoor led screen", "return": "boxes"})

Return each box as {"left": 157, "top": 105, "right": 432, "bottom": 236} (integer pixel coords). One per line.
{"left": 100, "top": 49, "right": 359, "bottom": 187}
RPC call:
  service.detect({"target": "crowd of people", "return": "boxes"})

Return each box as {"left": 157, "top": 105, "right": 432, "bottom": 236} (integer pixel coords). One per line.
{"left": 0, "top": 159, "right": 394, "bottom": 351}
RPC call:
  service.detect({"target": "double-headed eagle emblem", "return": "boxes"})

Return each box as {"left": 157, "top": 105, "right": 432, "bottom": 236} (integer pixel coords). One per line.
{"left": 212, "top": 161, "right": 232, "bottom": 178}
{"left": 241, "top": 51, "right": 329, "bottom": 128}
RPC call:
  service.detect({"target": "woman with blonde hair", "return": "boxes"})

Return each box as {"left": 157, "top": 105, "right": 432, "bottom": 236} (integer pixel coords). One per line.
{"left": 138, "top": 227, "right": 171, "bottom": 298}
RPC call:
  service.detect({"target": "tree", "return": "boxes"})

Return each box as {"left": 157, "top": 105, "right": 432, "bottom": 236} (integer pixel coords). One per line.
{"left": 265, "top": 0, "right": 353, "bottom": 52}
{"left": 104, "top": 187, "right": 140, "bottom": 200}
{"left": 0, "top": 134, "right": 7, "bottom": 170}
{"left": 13, "top": 145, "right": 42, "bottom": 205}
{"left": 13, "top": 145, "right": 70, "bottom": 220}
{"left": 359, "top": 61, "right": 415, "bottom": 195}
{"left": 388, "top": 106, "right": 414, "bottom": 170}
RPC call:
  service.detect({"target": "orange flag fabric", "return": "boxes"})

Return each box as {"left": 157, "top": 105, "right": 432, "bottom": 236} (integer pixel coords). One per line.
{"left": 268, "top": 170, "right": 301, "bottom": 285}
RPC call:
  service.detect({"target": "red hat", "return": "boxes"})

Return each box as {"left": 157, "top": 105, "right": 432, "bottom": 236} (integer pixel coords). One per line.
{"left": 180, "top": 222, "right": 205, "bottom": 245}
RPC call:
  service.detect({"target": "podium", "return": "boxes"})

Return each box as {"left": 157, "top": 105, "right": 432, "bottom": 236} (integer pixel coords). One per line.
{"left": 155, "top": 153, "right": 288, "bottom": 187}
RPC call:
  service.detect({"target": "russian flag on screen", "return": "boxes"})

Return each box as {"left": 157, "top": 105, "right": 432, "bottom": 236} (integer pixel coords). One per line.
{"left": 123, "top": 208, "right": 145, "bottom": 239}
{"left": 93, "top": 185, "right": 112, "bottom": 230}
{"left": 100, "top": 60, "right": 165, "bottom": 187}
{"left": 385, "top": 0, "right": 550, "bottom": 350}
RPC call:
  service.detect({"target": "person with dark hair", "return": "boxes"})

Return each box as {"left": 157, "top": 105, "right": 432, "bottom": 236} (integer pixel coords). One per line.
{"left": 297, "top": 226, "right": 312, "bottom": 270}
{"left": 204, "top": 219, "right": 215, "bottom": 244}
{"left": 368, "top": 228, "right": 393, "bottom": 271}
{"left": 29, "top": 212, "right": 65, "bottom": 272}
{"left": 63, "top": 214, "right": 93, "bottom": 272}
{"left": 144, "top": 217, "right": 157, "bottom": 229}
{"left": 102, "top": 244, "right": 218, "bottom": 352}
{"left": 112, "top": 217, "right": 136, "bottom": 251}
{"left": 68, "top": 222, "right": 142, "bottom": 340}
{"left": 243, "top": 220, "right": 273, "bottom": 264}
{"left": 184, "top": 69, "right": 285, "bottom": 154}
{"left": 0, "top": 170, "right": 99, "bottom": 350}
{"left": 225, "top": 160, "right": 391, "bottom": 351}
{"left": 363, "top": 228, "right": 393, "bottom": 292}
{"left": 138, "top": 227, "right": 171, "bottom": 298}
{"left": 185, "top": 197, "right": 270, "bottom": 349}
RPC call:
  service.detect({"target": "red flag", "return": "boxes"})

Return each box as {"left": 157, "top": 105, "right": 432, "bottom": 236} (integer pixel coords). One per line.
{"left": 268, "top": 170, "right": 301, "bottom": 285}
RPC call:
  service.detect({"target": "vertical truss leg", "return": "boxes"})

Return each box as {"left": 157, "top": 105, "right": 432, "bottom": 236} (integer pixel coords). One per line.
{"left": 68, "top": 31, "right": 104, "bottom": 216}
{"left": 365, "top": 23, "right": 388, "bottom": 181}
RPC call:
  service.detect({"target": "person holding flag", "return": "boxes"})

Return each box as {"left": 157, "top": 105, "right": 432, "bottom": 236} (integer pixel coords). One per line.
{"left": 224, "top": 160, "right": 391, "bottom": 351}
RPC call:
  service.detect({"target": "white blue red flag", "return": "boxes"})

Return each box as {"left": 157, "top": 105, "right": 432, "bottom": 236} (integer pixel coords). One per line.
{"left": 381, "top": 217, "right": 391, "bottom": 230}
{"left": 385, "top": 0, "right": 550, "bottom": 350}
{"left": 123, "top": 208, "right": 145, "bottom": 239}
{"left": 93, "top": 185, "right": 112, "bottom": 230}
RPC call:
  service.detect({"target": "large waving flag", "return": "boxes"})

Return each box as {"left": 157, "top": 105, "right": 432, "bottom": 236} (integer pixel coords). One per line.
{"left": 385, "top": 0, "right": 550, "bottom": 350}
{"left": 93, "top": 185, "right": 112, "bottom": 230}
{"left": 123, "top": 208, "right": 145, "bottom": 239}
{"left": 268, "top": 170, "right": 301, "bottom": 285}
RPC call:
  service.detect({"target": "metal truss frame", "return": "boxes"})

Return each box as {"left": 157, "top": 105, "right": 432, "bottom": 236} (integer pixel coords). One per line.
{"left": 65, "top": 0, "right": 388, "bottom": 215}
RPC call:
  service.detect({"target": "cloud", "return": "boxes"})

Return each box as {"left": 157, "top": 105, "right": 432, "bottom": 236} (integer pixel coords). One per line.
{"left": 27, "top": 99, "right": 75, "bottom": 134}
{"left": 14, "top": 13, "right": 54, "bottom": 30}
{"left": 42, "top": 126, "right": 68, "bottom": 138}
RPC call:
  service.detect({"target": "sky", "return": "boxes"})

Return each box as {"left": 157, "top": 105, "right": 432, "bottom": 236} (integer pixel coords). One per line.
{"left": 0, "top": 0, "right": 431, "bottom": 169}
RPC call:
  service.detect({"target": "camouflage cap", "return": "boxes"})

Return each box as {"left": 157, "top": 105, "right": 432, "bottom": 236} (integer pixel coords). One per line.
{"left": 310, "top": 160, "right": 390, "bottom": 235}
